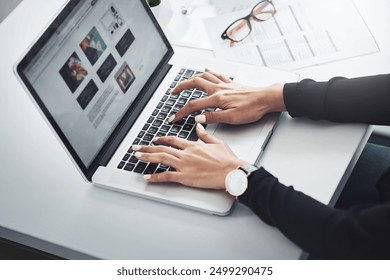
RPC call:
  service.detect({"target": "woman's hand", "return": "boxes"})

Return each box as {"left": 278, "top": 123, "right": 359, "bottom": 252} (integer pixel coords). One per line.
{"left": 169, "top": 69, "right": 286, "bottom": 125}
{"left": 132, "top": 124, "right": 247, "bottom": 190}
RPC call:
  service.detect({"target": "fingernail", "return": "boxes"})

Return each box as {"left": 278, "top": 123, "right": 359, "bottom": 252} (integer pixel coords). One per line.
{"left": 196, "top": 123, "right": 205, "bottom": 131}
{"left": 144, "top": 174, "right": 151, "bottom": 180}
{"left": 134, "top": 152, "right": 143, "bottom": 158}
{"left": 152, "top": 137, "right": 160, "bottom": 142}
{"left": 168, "top": 114, "right": 175, "bottom": 123}
{"left": 132, "top": 145, "right": 142, "bottom": 151}
{"left": 195, "top": 114, "right": 206, "bottom": 123}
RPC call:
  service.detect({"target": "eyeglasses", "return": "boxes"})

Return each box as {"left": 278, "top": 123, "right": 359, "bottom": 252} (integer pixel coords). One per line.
{"left": 221, "top": 0, "right": 276, "bottom": 46}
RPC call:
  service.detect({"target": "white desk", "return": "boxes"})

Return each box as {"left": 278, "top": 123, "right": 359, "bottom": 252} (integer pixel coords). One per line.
{"left": 0, "top": 0, "right": 387, "bottom": 259}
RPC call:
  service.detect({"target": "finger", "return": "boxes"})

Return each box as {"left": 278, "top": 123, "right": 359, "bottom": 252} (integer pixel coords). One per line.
{"left": 134, "top": 151, "right": 180, "bottom": 168}
{"left": 153, "top": 136, "right": 193, "bottom": 150}
{"left": 196, "top": 123, "right": 222, "bottom": 144}
{"left": 196, "top": 72, "right": 223, "bottom": 84}
{"left": 169, "top": 96, "right": 219, "bottom": 123}
{"left": 205, "top": 68, "right": 232, "bottom": 83}
{"left": 131, "top": 144, "right": 182, "bottom": 158}
{"left": 195, "top": 109, "right": 239, "bottom": 125}
{"left": 171, "top": 77, "right": 216, "bottom": 95}
{"left": 144, "top": 171, "right": 183, "bottom": 184}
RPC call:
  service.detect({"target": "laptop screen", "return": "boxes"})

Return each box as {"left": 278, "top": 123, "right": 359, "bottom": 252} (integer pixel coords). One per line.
{"left": 19, "top": 0, "right": 169, "bottom": 169}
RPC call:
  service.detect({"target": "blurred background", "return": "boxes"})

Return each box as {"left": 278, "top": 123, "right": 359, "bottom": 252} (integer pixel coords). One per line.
{"left": 0, "top": 0, "right": 23, "bottom": 23}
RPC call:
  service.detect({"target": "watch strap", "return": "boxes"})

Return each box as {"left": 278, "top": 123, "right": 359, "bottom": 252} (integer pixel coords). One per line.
{"left": 238, "top": 164, "right": 259, "bottom": 175}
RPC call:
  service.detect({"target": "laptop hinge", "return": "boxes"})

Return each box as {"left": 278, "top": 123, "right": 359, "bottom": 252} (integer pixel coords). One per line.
{"left": 97, "top": 62, "right": 172, "bottom": 169}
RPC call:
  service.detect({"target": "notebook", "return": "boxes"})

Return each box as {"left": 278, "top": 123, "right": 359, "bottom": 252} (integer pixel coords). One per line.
{"left": 15, "top": 0, "right": 297, "bottom": 215}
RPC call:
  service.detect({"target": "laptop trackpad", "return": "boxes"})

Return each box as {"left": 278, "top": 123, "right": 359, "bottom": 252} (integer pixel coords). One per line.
{"left": 211, "top": 114, "right": 278, "bottom": 164}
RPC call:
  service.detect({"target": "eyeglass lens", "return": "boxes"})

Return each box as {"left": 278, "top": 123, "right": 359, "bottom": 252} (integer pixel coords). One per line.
{"left": 226, "top": 19, "right": 252, "bottom": 42}
{"left": 225, "top": 1, "right": 276, "bottom": 43}
{"left": 252, "top": 1, "right": 275, "bottom": 21}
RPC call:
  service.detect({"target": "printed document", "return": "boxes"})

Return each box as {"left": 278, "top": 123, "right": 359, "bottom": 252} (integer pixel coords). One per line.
{"left": 204, "top": 0, "right": 378, "bottom": 70}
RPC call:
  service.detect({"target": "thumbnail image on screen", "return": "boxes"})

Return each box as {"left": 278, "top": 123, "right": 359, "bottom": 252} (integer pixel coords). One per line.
{"left": 115, "top": 62, "right": 135, "bottom": 94}
{"left": 80, "top": 26, "right": 107, "bottom": 66}
{"left": 59, "top": 52, "right": 88, "bottom": 93}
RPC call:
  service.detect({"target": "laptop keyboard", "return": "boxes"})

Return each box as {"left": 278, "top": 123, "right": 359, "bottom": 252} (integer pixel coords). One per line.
{"left": 116, "top": 68, "right": 215, "bottom": 175}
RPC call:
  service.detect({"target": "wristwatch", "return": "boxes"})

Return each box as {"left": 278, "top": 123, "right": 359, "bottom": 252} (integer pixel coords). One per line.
{"left": 225, "top": 164, "right": 259, "bottom": 197}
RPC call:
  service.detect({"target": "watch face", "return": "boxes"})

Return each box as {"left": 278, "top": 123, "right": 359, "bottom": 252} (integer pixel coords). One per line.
{"left": 226, "top": 169, "right": 247, "bottom": 197}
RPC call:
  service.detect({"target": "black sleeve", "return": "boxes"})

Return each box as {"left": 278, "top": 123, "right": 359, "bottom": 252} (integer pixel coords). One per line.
{"left": 239, "top": 168, "right": 390, "bottom": 259}
{"left": 283, "top": 74, "right": 390, "bottom": 125}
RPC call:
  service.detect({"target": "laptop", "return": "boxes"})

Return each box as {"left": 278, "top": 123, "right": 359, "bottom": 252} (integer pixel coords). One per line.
{"left": 15, "top": 0, "right": 296, "bottom": 215}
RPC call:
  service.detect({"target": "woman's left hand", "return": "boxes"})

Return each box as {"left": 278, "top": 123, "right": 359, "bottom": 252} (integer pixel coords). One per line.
{"left": 132, "top": 124, "right": 247, "bottom": 189}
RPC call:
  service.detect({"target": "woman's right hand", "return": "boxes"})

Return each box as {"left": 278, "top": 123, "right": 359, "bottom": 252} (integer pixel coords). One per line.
{"left": 168, "top": 69, "right": 286, "bottom": 125}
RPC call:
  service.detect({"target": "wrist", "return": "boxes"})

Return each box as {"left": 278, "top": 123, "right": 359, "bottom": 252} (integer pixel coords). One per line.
{"left": 263, "top": 83, "right": 286, "bottom": 113}
{"left": 223, "top": 159, "right": 247, "bottom": 177}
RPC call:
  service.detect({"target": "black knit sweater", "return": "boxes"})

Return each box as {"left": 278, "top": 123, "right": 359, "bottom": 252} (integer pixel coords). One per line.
{"left": 239, "top": 74, "right": 390, "bottom": 259}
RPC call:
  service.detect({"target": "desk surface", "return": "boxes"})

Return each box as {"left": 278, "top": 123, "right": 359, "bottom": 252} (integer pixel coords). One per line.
{"left": 0, "top": 0, "right": 387, "bottom": 259}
